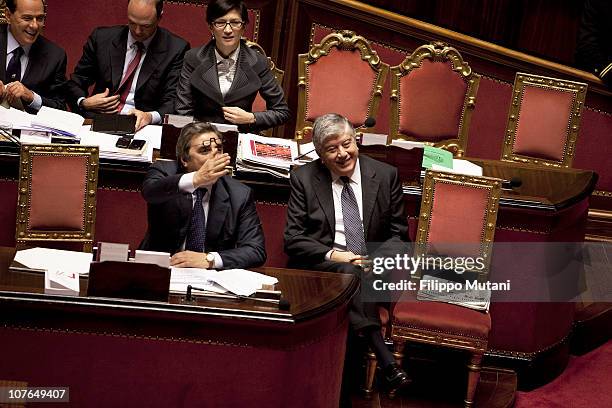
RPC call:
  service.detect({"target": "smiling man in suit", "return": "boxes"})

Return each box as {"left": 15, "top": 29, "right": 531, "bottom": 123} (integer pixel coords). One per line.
{"left": 140, "top": 121, "right": 266, "bottom": 269}
{"left": 66, "top": 0, "right": 189, "bottom": 130}
{"left": 284, "top": 113, "right": 411, "bottom": 395}
{"left": 0, "top": 0, "right": 67, "bottom": 112}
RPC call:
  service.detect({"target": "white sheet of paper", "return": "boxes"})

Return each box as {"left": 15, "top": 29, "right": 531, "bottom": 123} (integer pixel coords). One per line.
{"left": 432, "top": 159, "right": 483, "bottom": 176}
{"left": 169, "top": 267, "right": 227, "bottom": 294}
{"left": 360, "top": 133, "right": 388, "bottom": 146}
{"left": 391, "top": 139, "right": 425, "bottom": 150}
{"left": 135, "top": 124, "right": 162, "bottom": 149}
{"left": 14, "top": 247, "right": 92, "bottom": 276}
{"left": 31, "top": 106, "right": 84, "bottom": 136}
{"left": 213, "top": 269, "right": 279, "bottom": 297}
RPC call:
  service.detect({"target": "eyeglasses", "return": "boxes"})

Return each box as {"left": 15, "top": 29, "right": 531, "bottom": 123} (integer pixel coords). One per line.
{"left": 212, "top": 20, "right": 244, "bottom": 30}
{"left": 196, "top": 137, "right": 225, "bottom": 153}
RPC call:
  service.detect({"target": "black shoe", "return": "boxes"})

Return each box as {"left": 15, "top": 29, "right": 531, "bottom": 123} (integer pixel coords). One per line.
{"left": 384, "top": 363, "right": 411, "bottom": 394}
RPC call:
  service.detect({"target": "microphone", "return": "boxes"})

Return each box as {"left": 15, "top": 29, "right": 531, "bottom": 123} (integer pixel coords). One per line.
{"left": 294, "top": 147, "right": 316, "bottom": 161}
{"left": 361, "top": 117, "right": 376, "bottom": 129}
{"left": 502, "top": 177, "right": 522, "bottom": 190}
{"left": 186, "top": 285, "right": 290, "bottom": 310}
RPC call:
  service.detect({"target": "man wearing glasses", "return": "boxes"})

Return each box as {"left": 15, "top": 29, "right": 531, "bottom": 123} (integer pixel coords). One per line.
{"left": 176, "top": 0, "right": 289, "bottom": 133}
{"left": 140, "top": 122, "right": 266, "bottom": 269}
{"left": 0, "top": 0, "right": 67, "bottom": 112}
{"left": 66, "top": 0, "right": 189, "bottom": 130}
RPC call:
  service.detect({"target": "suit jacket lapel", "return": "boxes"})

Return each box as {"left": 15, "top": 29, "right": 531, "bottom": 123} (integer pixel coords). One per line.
{"left": 22, "top": 39, "right": 47, "bottom": 84}
{"left": 224, "top": 46, "right": 260, "bottom": 105}
{"left": 136, "top": 30, "right": 163, "bottom": 92}
{"left": 109, "top": 29, "right": 128, "bottom": 92}
{"left": 0, "top": 27, "right": 8, "bottom": 81}
{"left": 313, "top": 162, "right": 335, "bottom": 235}
{"left": 191, "top": 44, "right": 224, "bottom": 106}
{"left": 204, "top": 181, "right": 229, "bottom": 251}
{"left": 360, "top": 157, "right": 380, "bottom": 239}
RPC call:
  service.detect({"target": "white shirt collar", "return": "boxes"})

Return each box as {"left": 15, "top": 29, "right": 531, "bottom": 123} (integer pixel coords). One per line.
{"left": 214, "top": 44, "right": 240, "bottom": 65}
{"left": 330, "top": 157, "right": 362, "bottom": 184}
{"left": 6, "top": 29, "right": 31, "bottom": 56}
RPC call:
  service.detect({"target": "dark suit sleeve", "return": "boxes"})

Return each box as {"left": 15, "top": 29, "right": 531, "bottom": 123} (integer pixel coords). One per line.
{"left": 576, "top": 0, "right": 612, "bottom": 80}
{"left": 65, "top": 29, "right": 99, "bottom": 111}
{"left": 251, "top": 57, "right": 290, "bottom": 132}
{"left": 34, "top": 50, "right": 67, "bottom": 112}
{"left": 141, "top": 161, "right": 183, "bottom": 204}
{"left": 218, "top": 188, "right": 267, "bottom": 269}
{"left": 175, "top": 49, "right": 197, "bottom": 116}
{"left": 156, "top": 39, "right": 190, "bottom": 117}
{"left": 284, "top": 170, "right": 332, "bottom": 263}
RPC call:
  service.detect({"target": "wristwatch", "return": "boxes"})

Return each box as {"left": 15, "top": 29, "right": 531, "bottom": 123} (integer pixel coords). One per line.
{"left": 205, "top": 252, "right": 215, "bottom": 268}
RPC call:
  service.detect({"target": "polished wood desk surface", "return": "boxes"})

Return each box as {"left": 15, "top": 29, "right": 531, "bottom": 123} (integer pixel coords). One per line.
{"left": 0, "top": 247, "right": 357, "bottom": 325}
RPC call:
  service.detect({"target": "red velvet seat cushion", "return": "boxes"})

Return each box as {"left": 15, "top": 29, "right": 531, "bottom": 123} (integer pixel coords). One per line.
{"left": 392, "top": 291, "right": 491, "bottom": 340}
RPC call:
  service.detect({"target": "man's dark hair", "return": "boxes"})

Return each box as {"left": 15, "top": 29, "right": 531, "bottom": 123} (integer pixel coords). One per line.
{"left": 127, "top": 0, "right": 164, "bottom": 19}
{"left": 176, "top": 122, "right": 223, "bottom": 165}
{"left": 206, "top": 0, "right": 248, "bottom": 25}
{"left": 6, "top": 0, "right": 46, "bottom": 13}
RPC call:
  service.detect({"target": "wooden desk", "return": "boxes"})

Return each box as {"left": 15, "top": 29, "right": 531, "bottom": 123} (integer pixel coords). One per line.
{"left": 0, "top": 247, "right": 358, "bottom": 407}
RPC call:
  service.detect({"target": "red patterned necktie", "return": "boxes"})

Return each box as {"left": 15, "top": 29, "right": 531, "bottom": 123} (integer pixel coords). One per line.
{"left": 116, "top": 42, "right": 144, "bottom": 112}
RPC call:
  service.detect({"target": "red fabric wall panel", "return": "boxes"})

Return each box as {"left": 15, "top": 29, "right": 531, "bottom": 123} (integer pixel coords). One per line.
{"left": 95, "top": 189, "right": 147, "bottom": 251}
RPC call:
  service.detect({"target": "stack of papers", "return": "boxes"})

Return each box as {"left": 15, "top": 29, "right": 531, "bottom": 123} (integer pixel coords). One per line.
{"left": 417, "top": 274, "right": 490, "bottom": 311}
{"left": 12, "top": 247, "right": 93, "bottom": 276}
{"left": 30, "top": 106, "right": 84, "bottom": 137}
{"left": 170, "top": 268, "right": 278, "bottom": 297}
{"left": 78, "top": 126, "right": 159, "bottom": 163}
{"left": 45, "top": 269, "right": 80, "bottom": 296}
{"left": 236, "top": 133, "right": 299, "bottom": 178}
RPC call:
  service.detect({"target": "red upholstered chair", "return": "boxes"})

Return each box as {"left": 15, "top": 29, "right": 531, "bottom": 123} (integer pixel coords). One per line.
{"left": 247, "top": 40, "right": 285, "bottom": 137}
{"left": 366, "top": 171, "right": 501, "bottom": 407}
{"left": 296, "top": 30, "right": 389, "bottom": 141}
{"left": 389, "top": 41, "right": 480, "bottom": 157}
{"left": 501, "top": 73, "right": 587, "bottom": 168}
{"left": 15, "top": 144, "right": 99, "bottom": 252}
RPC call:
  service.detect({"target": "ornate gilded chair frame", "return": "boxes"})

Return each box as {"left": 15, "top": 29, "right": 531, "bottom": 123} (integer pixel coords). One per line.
{"left": 389, "top": 41, "right": 480, "bottom": 157}
{"left": 501, "top": 73, "right": 587, "bottom": 168}
{"left": 15, "top": 144, "right": 99, "bottom": 252}
{"left": 414, "top": 170, "right": 501, "bottom": 282}
{"left": 295, "top": 30, "right": 389, "bottom": 140}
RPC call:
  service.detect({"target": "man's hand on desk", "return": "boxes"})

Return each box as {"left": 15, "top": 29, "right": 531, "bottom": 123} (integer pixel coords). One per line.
{"left": 193, "top": 153, "right": 230, "bottom": 187}
{"left": 170, "top": 251, "right": 213, "bottom": 269}
{"left": 128, "top": 108, "right": 152, "bottom": 131}
{"left": 81, "top": 88, "right": 120, "bottom": 113}
{"left": 222, "top": 106, "right": 255, "bottom": 125}
{"left": 1, "top": 81, "right": 34, "bottom": 104}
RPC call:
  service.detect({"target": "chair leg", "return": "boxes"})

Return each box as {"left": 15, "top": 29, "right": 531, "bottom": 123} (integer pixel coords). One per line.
{"left": 464, "top": 352, "right": 483, "bottom": 408}
{"left": 362, "top": 349, "right": 377, "bottom": 396}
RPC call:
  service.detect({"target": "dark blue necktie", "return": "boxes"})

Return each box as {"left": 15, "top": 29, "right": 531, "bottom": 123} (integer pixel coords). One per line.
{"left": 185, "top": 188, "right": 207, "bottom": 252}
{"left": 6, "top": 47, "right": 23, "bottom": 82}
{"left": 340, "top": 176, "right": 367, "bottom": 255}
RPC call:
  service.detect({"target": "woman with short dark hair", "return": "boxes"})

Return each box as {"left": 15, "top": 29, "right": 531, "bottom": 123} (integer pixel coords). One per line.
{"left": 175, "top": 0, "right": 290, "bottom": 133}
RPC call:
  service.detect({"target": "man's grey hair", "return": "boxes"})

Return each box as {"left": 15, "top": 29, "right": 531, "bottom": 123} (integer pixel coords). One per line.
{"left": 311, "top": 113, "right": 355, "bottom": 155}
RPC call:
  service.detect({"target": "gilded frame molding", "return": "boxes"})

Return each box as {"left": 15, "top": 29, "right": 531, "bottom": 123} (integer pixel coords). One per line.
{"left": 414, "top": 170, "right": 501, "bottom": 281}
{"left": 15, "top": 144, "right": 99, "bottom": 253}
{"left": 389, "top": 41, "right": 480, "bottom": 157}
{"left": 501, "top": 72, "right": 587, "bottom": 168}
{"left": 295, "top": 30, "right": 389, "bottom": 140}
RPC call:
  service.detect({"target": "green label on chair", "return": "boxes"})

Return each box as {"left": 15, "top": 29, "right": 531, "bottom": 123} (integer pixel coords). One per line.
{"left": 422, "top": 146, "right": 453, "bottom": 169}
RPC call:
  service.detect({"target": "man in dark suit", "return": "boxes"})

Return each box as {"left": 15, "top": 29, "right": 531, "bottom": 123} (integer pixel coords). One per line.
{"left": 284, "top": 113, "right": 411, "bottom": 394}
{"left": 0, "top": 0, "right": 67, "bottom": 112}
{"left": 66, "top": 0, "right": 189, "bottom": 130}
{"left": 141, "top": 121, "right": 266, "bottom": 269}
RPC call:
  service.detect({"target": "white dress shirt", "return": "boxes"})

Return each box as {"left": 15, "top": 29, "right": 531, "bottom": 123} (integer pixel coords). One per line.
{"left": 177, "top": 172, "right": 223, "bottom": 269}
{"left": 326, "top": 159, "right": 364, "bottom": 259}
{"left": 214, "top": 45, "right": 239, "bottom": 97}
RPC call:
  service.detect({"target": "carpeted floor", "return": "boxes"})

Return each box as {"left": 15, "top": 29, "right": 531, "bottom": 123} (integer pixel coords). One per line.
{"left": 515, "top": 340, "right": 612, "bottom": 408}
